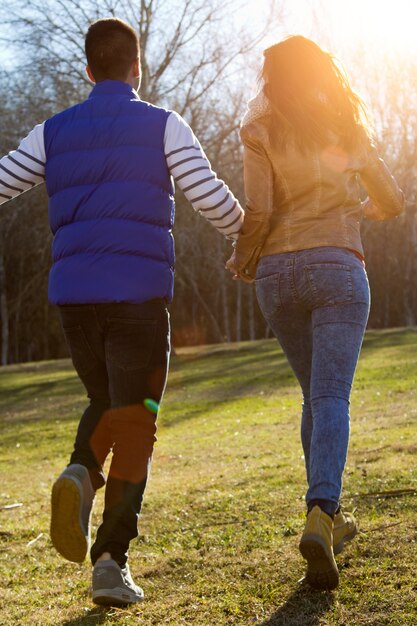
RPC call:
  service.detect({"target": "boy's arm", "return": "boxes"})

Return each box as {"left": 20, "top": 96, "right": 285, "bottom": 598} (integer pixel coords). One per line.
{"left": 164, "top": 111, "right": 244, "bottom": 239}
{"left": 0, "top": 123, "right": 46, "bottom": 206}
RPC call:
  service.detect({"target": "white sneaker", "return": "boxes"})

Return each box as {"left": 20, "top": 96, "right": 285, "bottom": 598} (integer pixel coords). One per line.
{"left": 92, "top": 559, "right": 144, "bottom": 605}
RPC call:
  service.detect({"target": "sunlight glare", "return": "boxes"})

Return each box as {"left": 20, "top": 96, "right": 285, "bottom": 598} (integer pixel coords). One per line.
{"left": 323, "top": 0, "right": 417, "bottom": 55}
{"left": 242, "top": 0, "right": 417, "bottom": 58}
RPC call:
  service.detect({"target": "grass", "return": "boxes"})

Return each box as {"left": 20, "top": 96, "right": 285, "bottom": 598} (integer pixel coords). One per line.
{"left": 0, "top": 328, "right": 416, "bottom": 625}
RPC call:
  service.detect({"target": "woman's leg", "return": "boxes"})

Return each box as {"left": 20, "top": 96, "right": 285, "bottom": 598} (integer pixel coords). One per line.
{"left": 256, "top": 249, "right": 370, "bottom": 514}
{"left": 255, "top": 259, "right": 314, "bottom": 486}
{"left": 257, "top": 248, "right": 369, "bottom": 590}
{"left": 301, "top": 249, "right": 370, "bottom": 513}
{"left": 307, "top": 297, "right": 369, "bottom": 512}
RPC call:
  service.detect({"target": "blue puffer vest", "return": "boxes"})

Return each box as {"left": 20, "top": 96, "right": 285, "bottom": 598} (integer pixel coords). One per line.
{"left": 44, "top": 80, "right": 175, "bottom": 305}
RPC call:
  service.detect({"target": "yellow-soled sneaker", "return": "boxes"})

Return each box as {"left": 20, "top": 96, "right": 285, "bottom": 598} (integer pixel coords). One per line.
{"left": 333, "top": 509, "right": 358, "bottom": 556}
{"left": 299, "top": 505, "right": 339, "bottom": 590}
{"left": 51, "top": 463, "right": 95, "bottom": 563}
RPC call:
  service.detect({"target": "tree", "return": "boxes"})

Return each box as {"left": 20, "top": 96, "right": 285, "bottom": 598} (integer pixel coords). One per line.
{"left": 0, "top": 0, "right": 280, "bottom": 363}
{"left": 347, "top": 47, "right": 417, "bottom": 328}
{"left": 290, "top": 7, "right": 417, "bottom": 329}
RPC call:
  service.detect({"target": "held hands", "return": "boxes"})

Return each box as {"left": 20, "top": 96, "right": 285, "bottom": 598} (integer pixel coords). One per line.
{"left": 225, "top": 250, "right": 239, "bottom": 280}
{"left": 362, "top": 199, "right": 385, "bottom": 221}
{"left": 225, "top": 250, "right": 254, "bottom": 283}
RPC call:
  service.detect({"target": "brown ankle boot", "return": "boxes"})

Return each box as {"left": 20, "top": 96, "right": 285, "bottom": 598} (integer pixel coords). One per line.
{"left": 299, "top": 505, "right": 339, "bottom": 590}
{"left": 333, "top": 509, "right": 358, "bottom": 556}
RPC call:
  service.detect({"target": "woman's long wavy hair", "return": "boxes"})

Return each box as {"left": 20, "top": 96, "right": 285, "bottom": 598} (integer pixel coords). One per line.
{"left": 261, "top": 36, "right": 371, "bottom": 151}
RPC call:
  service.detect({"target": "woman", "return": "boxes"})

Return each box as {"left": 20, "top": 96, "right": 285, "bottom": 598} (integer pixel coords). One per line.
{"left": 227, "top": 36, "right": 404, "bottom": 590}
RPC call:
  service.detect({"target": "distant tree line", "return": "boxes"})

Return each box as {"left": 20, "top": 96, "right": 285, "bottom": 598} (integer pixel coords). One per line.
{"left": 0, "top": 0, "right": 416, "bottom": 365}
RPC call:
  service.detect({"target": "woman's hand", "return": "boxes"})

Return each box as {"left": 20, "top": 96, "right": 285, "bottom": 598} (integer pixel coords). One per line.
{"left": 225, "top": 250, "right": 254, "bottom": 283}
{"left": 225, "top": 250, "right": 239, "bottom": 280}
{"left": 362, "top": 198, "right": 395, "bottom": 221}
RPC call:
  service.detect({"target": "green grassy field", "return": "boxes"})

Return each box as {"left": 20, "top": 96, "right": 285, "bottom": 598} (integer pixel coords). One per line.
{"left": 0, "top": 329, "right": 416, "bottom": 625}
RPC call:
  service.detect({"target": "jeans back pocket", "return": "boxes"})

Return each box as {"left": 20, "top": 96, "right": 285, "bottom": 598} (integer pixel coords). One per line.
{"left": 305, "top": 263, "right": 353, "bottom": 307}
{"left": 106, "top": 318, "right": 157, "bottom": 371}
{"left": 255, "top": 272, "right": 281, "bottom": 321}
{"left": 63, "top": 326, "right": 97, "bottom": 377}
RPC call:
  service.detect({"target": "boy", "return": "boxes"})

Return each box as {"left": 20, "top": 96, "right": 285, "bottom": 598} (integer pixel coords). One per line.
{"left": 0, "top": 18, "right": 243, "bottom": 605}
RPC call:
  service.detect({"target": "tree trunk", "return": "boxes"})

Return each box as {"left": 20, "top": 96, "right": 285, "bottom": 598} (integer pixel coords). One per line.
{"left": 248, "top": 284, "right": 256, "bottom": 340}
{"left": 43, "top": 301, "right": 49, "bottom": 359}
{"left": 14, "top": 256, "right": 25, "bottom": 363}
{"left": 235, "top": 280, "right": 242, "bottom": 342}
{"left": 0, "top": 254, "right": 9, "bottom": 365}
{"left": 220, "top": 273, "right": 231, "bottom": 342}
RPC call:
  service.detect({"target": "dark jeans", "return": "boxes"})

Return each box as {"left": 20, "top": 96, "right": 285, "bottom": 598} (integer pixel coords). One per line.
{"left": 59, "top": 300, "right": 170, "bottom": 567}
{"left": 256, "top": 247, "right": 370, "bottom": 514}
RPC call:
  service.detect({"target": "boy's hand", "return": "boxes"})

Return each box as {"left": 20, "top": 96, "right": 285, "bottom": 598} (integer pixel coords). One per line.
{"left": 225, "top": 250, "right": 238, "bottom": 279}
{"left": 225, "top": 251, "right": 253, "bottom": 283}
{"left": 362, "top": 199, "right": 386, "bottom": 221}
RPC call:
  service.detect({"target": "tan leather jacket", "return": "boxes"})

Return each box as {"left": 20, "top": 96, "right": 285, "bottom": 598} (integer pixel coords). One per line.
{"left": 235, "top": 117, "right": 405, "bottom": 278}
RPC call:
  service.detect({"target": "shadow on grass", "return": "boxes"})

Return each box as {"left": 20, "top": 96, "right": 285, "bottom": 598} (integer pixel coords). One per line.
{"left": 1, "top": 341, "right": 294, "bottom": 430}
{"left": 362, "top": 327, "right": 417, "bottom": 353}
{"left": 60, "top": 606, "right": 110, "bottom": 625}
{"left": 258, "top": 582, "right": 334, "bottom": 626}
{"left": 0, "top": 377, "right": 82, "bottom": 406}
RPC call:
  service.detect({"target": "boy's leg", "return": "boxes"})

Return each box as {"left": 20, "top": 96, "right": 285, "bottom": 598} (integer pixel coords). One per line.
{"left": 69, "top": 398, "right": 112, "bottom": 491}
{"left": 51, "top": 306, "right": 113, "bottom": 562}
{"left": 58, "top": 305, "right": 113, "bottom": 485}
{"left": 90, "top": 300, "right": 170, "bottom": 568}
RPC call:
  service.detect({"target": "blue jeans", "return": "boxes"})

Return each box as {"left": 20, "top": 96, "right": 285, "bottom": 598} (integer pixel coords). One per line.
{"left": 59, "top": 300, "right": 170, "bottom": 566}
{"left": 256, "top": 247, "right": 370, "bottom": 514}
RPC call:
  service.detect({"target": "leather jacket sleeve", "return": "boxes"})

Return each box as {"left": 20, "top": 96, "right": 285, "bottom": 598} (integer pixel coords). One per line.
{"left": 234, "top": 127, "right": 274, "bottom": 279}
{"left": 359, "top": 140, "right": 405, "bottom": 220}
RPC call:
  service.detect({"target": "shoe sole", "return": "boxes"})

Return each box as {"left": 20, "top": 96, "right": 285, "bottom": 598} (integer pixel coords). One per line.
{"left": 299, "top": 534, "right": 339, "bottom": 590}
{"left": 333, "top": 526, "right": 358, "bottom": 556}
{"left": 50, "top": 476, "right": 88, "bottom": 563}
{"left": 92, "top": 588, "right": 144, "bottom": 606}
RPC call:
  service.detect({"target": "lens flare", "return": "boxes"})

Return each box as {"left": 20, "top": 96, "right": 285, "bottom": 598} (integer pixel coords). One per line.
{"left": 144, "top": 398, "right": 159, "bottom": 414}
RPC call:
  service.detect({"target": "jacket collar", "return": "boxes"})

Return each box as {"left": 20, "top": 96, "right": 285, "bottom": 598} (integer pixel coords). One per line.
{"left": 241, "top": 90, "right": 269, "bottom": 128}
{"left": 89, "top": 80, "right": 139, "bottom": 100}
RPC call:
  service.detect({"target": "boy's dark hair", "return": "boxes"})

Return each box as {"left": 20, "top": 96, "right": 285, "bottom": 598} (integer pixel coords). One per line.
{"left": 85, "top": 18, "right": 139, "bottom": 82}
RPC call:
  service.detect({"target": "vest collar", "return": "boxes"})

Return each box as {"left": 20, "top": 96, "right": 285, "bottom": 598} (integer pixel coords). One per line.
{"left": 89, "top": 80, "right": 139, "bottom": 99}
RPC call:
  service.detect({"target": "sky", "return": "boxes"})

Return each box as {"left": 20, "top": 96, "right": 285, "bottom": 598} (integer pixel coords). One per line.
{"left": 247, "top": 0, "right": 417, "bottom": 57}
{"left": 234, "top": 0, "right": 417, "bottom": 107}
{"left": 2, "top": 0, "right": 416, "bottom": 74}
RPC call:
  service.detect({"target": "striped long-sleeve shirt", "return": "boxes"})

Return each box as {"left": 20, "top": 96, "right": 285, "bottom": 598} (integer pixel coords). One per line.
{"left": 0, "top": 110, "right": 244, "bottom": 239}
